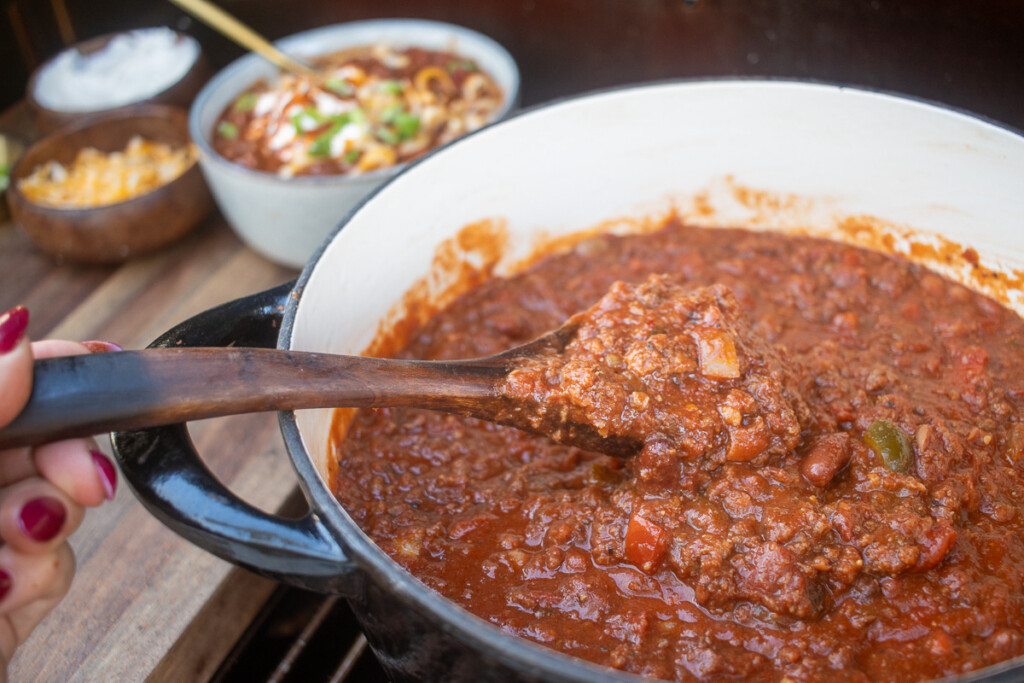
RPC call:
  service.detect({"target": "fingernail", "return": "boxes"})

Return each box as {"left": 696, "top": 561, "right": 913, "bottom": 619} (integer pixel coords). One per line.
{"left": 19, "top": 497, "right": 67, "bottom": 543}
{"left": 91, "top": 450, "right": 118, "bottom": 501}
{"left": 0, "top": 306, "right": 29, "bottom": 354}
{"left": 81, "top": 340, "right": 123, "bottom": 354}
{"left": 0, "top": 569, "right": 10, "bottom": 602}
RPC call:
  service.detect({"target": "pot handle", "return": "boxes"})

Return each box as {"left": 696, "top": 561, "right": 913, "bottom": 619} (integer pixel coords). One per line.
{"left": 110, "top": 282, "right": 355, "bottom": 592}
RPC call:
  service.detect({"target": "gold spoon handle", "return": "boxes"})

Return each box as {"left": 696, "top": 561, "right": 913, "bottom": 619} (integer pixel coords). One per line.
{"left": 168, "top": 0, "right": 318, "bottom": 77}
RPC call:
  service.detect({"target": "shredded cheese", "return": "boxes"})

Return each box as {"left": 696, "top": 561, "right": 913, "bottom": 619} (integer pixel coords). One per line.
{"left": 18, "top": 136, "right": 197, "bottom": 209}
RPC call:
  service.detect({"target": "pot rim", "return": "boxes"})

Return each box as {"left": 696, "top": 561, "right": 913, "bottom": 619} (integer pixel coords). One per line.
{"left": 277, "top": 77, "right": 1024, "bottom": 682}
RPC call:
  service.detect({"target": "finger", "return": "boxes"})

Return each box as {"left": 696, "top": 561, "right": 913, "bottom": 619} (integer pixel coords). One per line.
{"left": 2, "top": 339, "right": 118, "bottom": 434}
{"left": 35, "top": 439, "right": 116, "bottom": 507}
{"left": 0, "top": 543, "right": 74, "bottom": 665}
{"left": 0, "top": 440, "right": 117, "bottom": 503}
{"left": 0, "top": 479, "right": 84, "bottom": 555}
{"left": 29, "top": 339, "right": 91, "bottom": 360}
{"left": 0, "top": 542, "right": 73, "bottom": 617}
{"left": 0, "top": 308, "right": 32, "bottom": 429}
{"left": 0, "top": 449, "right": 33, "bottom": 489}
{"left": 0, "top": 339, "right": 99, "bottom": 466}
{"left": 0, "top": 339, "right": 120, "bottom": 494}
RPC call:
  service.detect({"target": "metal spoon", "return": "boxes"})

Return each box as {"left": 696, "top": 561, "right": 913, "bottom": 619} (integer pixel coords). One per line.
{"left": 0, "top": 322, "right": 642, "bottom": 457}
{"left": 169, "top": 0, "right": 318, "bottom": 78}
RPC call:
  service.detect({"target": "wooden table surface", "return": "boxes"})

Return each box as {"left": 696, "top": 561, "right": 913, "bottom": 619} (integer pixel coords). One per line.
{"left": 1, "top": 101, "right": 301, "bottom": 681}
{"left": 1, "top": 1, "right": 1022, "bottom": 679}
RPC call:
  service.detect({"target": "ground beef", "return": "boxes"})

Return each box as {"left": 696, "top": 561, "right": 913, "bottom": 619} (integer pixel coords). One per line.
{"left": 332, "top": 221, "right": 1024, "bottom": 682}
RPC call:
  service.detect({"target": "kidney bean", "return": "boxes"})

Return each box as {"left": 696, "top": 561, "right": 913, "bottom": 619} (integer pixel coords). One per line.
{"left": 800, "top": 433, "right": 852, "bottom": 487}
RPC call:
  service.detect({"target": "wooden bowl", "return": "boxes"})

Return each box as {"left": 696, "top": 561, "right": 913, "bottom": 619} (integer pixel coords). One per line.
{"left": 6, "top": 105, "right": 213, "bottom": 264}
{"left": 26, "top": 29, "right": 211, "bottom": 135}
{"left": 0, "top": 133, "right": 27, "bottom": 222}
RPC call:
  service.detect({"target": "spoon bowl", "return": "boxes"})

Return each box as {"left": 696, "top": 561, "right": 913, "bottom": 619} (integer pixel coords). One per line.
{"left": 0, "top": 323, "right": 640, "bottom": 457}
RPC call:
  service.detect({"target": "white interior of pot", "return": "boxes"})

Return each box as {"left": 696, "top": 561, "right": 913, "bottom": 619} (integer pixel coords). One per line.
{"left": 287, "top": 80, "right": 1024, "bottom": 485}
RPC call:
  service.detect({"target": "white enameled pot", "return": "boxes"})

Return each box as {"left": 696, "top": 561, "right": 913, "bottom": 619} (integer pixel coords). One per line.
{"left": 117, "top": 80, "right": 1024, "bottom": 683}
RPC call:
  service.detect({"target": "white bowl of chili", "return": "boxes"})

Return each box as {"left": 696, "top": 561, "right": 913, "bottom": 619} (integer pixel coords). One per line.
{"left": 188, "top": 19, "right": 519, "bottom": 268}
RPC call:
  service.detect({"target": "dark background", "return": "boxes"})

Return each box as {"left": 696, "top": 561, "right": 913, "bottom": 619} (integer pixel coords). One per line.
{"left": 3, "top": 0, "right": 1023, "bottom": 127}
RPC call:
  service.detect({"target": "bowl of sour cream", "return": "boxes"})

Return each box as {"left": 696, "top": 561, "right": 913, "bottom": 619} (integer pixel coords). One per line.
{"left": 27, "top": 27, "right": 211, "bottom": 133}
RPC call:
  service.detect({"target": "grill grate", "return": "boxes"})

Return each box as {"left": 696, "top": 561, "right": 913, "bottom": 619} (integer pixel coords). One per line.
{"left": 211, "top": 585, "right": 388, "bottom": 683}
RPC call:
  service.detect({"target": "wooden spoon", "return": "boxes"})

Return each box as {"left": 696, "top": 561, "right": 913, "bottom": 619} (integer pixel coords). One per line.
{"left": 0, "top": 322, "right": 642, "bottom": 457}
{"left": 169, "top": 0, "right": 318, "bottom": 78}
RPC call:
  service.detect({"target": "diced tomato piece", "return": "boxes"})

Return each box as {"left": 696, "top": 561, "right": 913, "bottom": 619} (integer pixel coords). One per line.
{"left": 624, "top": 513, "right": 669, "bottom": 572}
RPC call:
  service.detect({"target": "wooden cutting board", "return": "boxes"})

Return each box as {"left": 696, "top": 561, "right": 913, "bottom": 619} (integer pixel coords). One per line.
{"left": 2, "top": 102, "right": 303, "bottom": 681}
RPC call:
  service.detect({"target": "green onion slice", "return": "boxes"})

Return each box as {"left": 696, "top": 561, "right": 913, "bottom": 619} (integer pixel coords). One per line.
{"left": 394, "top": 112, "right": 421, "bottom": 140}
{"left": 308, "top": 114, "right": 354, "bottom": 158}
{"left": 309, "top": 126, "right": 339, "bottom": 157}
{"left": 375, "top": 126, "right": 400, "bottom": 145}
{"left": 233, "top": 92, "right": 258, "bottom": 112}
{"left": 348, "top": 107, "right": 367, "bottom": 125}
{"left": 324, "top": 78, "right": 354, "bottom": 96}
{"left": 217, "top": 121, "right": 239, "bottom": 139}
{"left": 446, "top": 60, "right": 477, "bottom": 72}
{"left": 380, "top": 104, "right": 404, "bottom": 124}
{"left": 292, "top": 107, "right": 328, "bottom": 133}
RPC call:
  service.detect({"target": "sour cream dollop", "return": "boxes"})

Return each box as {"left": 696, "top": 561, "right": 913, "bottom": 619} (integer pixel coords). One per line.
{"left": 33, "top": 28, "right": 200, "bottom": 113}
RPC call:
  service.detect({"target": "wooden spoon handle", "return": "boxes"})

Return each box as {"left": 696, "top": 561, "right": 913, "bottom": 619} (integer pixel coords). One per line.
{"left": 0, "top": 348, "right": 505, "bottom": 449}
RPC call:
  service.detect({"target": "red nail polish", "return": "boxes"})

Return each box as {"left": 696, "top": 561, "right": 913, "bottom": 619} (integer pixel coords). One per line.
{"left": 0, "top": 569, "right": 10, "bottom": 602}
{"left": 0, "top": 306, "right": 29, "bottom": 354}
{"left": 81, "top": 340, "right": 124, "bottom": 354}
{"left": 91, "top": 450, "right": 118, "bottom": 501}
{"left": 19, "top": 497, "right": 67, "bottom": 542}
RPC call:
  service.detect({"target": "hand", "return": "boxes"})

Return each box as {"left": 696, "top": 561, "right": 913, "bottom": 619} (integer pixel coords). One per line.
{"left": 0, "top": 306, "right": 119, "bottom": 680}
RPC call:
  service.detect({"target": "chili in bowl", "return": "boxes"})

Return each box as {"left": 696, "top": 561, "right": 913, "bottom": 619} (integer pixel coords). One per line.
{"left": 189, "top": 19, "right": 519, "bottom": 268}
{"left": 211, "top": 44, "right": 504, "bottom": 178}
